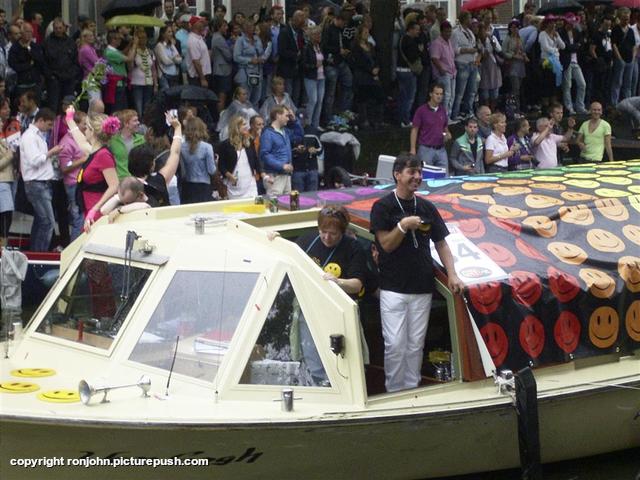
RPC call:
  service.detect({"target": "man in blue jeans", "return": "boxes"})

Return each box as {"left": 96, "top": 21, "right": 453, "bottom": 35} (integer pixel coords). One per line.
{"left": 451, "top": 12, "right": 479, "bottom": 122}
{"left": 410, "top": 84, "right": 452, "bottom": 175}
{"left": 321, "top": 12, "right": 353, "bottom": 124}
{"left": 18, "top": 108, "right": 62, "bottom": 251}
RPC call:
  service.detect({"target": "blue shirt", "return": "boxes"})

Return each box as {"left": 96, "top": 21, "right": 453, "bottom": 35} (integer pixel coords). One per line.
{"left": 180, "top": 141, "right": 216, "bottom": 183}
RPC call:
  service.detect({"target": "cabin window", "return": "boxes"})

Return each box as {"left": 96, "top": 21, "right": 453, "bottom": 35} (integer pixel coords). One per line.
{"left": 36, "top": 258, "right": 151, "bottom": 350}
{"left": 129, "top": 271, "right": 258, "bottom": 382}
{"left": 240, "top": 274, "right": 331, "bottom": 387}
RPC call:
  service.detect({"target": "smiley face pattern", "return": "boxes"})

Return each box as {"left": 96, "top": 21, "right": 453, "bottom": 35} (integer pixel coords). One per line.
{"left": 294, "top": 160, "right": 640, "bottom": 370}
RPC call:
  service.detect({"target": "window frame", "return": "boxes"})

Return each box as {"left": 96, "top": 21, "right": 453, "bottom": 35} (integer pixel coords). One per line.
{"left": 28, "top": 253, "right": 158, "bottom": 357}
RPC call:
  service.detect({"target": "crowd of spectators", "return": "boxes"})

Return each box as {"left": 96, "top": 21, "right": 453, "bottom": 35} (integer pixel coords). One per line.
{"left": 1, "top": 0, "right": 640, "bottom": 251}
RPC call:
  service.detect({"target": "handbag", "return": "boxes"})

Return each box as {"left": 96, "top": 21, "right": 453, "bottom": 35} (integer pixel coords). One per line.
{"left": 248, "top": 72, "right": 260, "bottom": 87}
{"left": 399, "top": 38, "right": 423, "bottom": 75}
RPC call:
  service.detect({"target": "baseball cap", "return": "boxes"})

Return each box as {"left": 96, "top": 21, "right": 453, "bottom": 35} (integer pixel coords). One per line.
{"left": 189, "top": 16, "right": 205, "bottom": 27}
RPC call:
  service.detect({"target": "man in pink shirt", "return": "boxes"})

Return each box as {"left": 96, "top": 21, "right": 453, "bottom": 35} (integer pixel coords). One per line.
{"left": 429, "top": 21, "right": 456, "bottom": 120}
{"left": 187, "top": 16, "right": 212, "bottom": 87}
{"left": 532, "top": 116, "right": 575, "bottom": 169}
{"left": 58, "top": 111, "right": 88, "bottom": 240}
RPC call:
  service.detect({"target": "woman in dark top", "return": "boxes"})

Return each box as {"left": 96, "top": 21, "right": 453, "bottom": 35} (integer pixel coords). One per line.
{"left": 127, "top": 112, "right": 182, "bottom": 208}
{"left": 350, "top": 24, "right": 386, "bottom": 128}
{"left": 218, "top": 115, "right": 263, "bottom": 199}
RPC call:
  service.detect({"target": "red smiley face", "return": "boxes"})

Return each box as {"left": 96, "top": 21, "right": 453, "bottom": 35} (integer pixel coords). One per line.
{"left": 437, "top": 208, "right": 454, "bottom": 221}
{"left": 480, "top": 322, "right": 509, "bottom": 367}
{"left": 509, "top": 271, "right": 542, "bottom": 307}
{"left": 547, "top": 266, "right": 580, "bottom": 303}
{"left": 488, "top": 217, "right": 522, "bottom": 236}
{"left": 519, "top": 315, "right": 545, "bottom": 358}
{"left": 469, "top": 282, "right": 503, "bottom": 315}
{"left": 478, "top": 242, "right": 517, "bottom": 267}
{"left": 457, "top": 218, "right": 486, "bottom": 239}
{"left": 515, "top": 238, "right": 549, "bottom": 262}
{"left": 553, "top": 311, "right": 581, "bottom": 353}
{"left": 452, "top": 203, "right": 482, "bottom": 215}
{"left": 427, "top": 194, "right": 456, "bottom": 204}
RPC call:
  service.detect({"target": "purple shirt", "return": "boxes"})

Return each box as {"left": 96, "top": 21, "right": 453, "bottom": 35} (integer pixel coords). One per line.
{"left": 78, "top": 44, "right": 99, "bottom": 79}
{"left": 413, "top": 104, "right": 448, "bottom": 147}
{"left": 430, "top": 36, "right": 456, "bottom": 77}
{"left": 58, "top": 132, "right": 84, "bottom": 186}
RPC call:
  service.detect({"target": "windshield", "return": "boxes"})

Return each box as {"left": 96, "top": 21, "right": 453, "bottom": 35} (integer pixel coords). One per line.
{"left": 129, "top": 271, "right": 258, "bottom": 382}
{"left": 36, "top": 258, "right": 151, "bottom": 350}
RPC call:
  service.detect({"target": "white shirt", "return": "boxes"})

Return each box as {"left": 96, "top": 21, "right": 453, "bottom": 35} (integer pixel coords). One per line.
{"left": 20, "top": 124, "right": 54, "bottom": 181}
{"left": 187, "top": 32, "right": 212, "bottom": 78}
{"left": 485, "top": 132, "right": 509, "bottom": 168}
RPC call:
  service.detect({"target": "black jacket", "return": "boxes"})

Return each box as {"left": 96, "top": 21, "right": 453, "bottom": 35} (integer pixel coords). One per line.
{"left": 558, "top": 28, "right": 584, "bottom": 69}
{"left": 43, "top": 33, "right": 79, "bottom": 80}
{"left": 302, "top": 42, "right": 321, "bottom": 79}
{"left": 277, "top": 24, "right": 304, "bottom": 79}
{"left": 217, "top": 140, "right": 261, "bottom": 177}
{"left": 321, "top": 22, "right": 345, "bottom": 66}
{"left": 8, "top": 41, "right": 46, "bottom": 86}
{"left": 350, "top": 42, "right": 378, "bottom": 87}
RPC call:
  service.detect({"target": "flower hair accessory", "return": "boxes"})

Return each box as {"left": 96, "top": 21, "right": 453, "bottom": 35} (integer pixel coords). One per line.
{"left": 102, "top": 117, "right": 121, "bottom": 135}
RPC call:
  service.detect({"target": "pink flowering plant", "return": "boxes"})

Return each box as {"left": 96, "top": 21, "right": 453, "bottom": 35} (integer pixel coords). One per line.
{"left": 74, "top": 59, "right": 112, "bottom": 106}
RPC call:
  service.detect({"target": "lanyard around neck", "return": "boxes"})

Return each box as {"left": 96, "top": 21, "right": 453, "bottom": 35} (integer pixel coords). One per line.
{"left": 394, "top": 190, "right": 419, "bottom": 248}
{"left": 306, "top": 235, "right": 341, "bottom": 267}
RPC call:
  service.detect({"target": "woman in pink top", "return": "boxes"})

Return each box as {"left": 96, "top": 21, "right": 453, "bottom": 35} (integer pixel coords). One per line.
{"left": 65, "top": 109, "right": 120, "bottom": 231}
{"left": 78, "top": 29, "right": 100, "bottom": 79}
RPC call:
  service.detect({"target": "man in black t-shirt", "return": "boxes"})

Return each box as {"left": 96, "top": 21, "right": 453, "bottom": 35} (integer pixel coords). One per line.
{"left": 370, "top": 154, "right": 462, "bottom": 393}
{"left": 610, "top": 7, "right": 635, "bottom": 105}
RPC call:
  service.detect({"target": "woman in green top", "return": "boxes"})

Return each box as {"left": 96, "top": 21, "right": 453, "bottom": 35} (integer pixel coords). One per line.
{"left": 576, "top": 102, "right": 613, "bottom": 163}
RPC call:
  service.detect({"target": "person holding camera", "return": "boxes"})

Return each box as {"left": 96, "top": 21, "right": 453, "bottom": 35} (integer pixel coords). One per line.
{"left": 507, "top": 118, "right": 537, "bottom": 171}
{"left": 532, "top": 115, "right": 575, "bottom": 168}
{"left": 370, "top": 154, "right": 463, "bottom": 393}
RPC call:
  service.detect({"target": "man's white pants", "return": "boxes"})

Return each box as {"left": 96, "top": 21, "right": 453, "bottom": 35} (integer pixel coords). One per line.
{"left": 380, "top": 290, "right": 432, "bottom": 393}
{"left": 265, "top": 174, "right": 291, "bottom": 197}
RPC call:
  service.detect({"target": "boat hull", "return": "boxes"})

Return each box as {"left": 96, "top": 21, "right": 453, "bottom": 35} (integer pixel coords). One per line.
{"left": 1, "top": 384, "right": 638, "bottom": 480}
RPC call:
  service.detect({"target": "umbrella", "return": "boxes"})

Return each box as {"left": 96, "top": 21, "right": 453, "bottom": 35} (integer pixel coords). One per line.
{"left": 106, "top": 15, "right": 165, "bottom": 28}
{"left": 160, "top": 85, "right": 218, "bottom": 104}
{"left": 579, "top": 0, "right": 613, "bottom": 5}
{"left": 102, "top": 0, "right": 161, "bottom": 19}
{"left": 613, "top": 0, "right": 640, "bottom": 7}
{"left": 461, "top": 0, "right": 509, "bottom": 12}
{"left": 537, "top": 0, "right": 584, "bottom": 15}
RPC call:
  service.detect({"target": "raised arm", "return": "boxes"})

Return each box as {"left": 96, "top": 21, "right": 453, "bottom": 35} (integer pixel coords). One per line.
{"left": 157, "top": 112, "right": 183, "bottom": 185}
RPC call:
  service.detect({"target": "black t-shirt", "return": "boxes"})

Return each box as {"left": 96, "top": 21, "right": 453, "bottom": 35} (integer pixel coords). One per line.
{"left": 370, "top": 192, "right": 449, "bottom": 294}
{"left": 591, "top": 30, "right": 613, "bottom": 62}
{"left": 296, "top": 231, "right": 367, "bottom": 297}
{"left": 145, "top": 173, "right": 170, "bottom": 208}
{"left": 611, "top": 25, "right": 635, "bottom": 63}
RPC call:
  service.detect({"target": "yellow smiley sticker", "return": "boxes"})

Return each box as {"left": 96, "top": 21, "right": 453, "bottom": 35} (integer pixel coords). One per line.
{"left": 599, "top": 177, "right": 633, "bottom": 186}
{"left": 532, "top": 175, "right": 567, "bottom": 182}
{"left": 488, "top": 204, "right": 528, "bottom": 219}
{"left": 628, "top": 173, "right": 640, "bottom": 180}
{"left": 563, "top": 179, "right": 601, "bottom": 189}
{"left": 460, "top": 194, "right": 496, "bottom": 204}
{"left": 560, "top": 191, "right": 597, "bottom": 202}
{"left": 579, "top": 268, "right": 616, "bottom": 299}
{"left": 595, "top": 198, "right": 629, "bottom": 221}
{"left": 588, "top": 306, "right": 619, "bottom": 349}
{"left": 525, "top": 194, "right": 564, "bottom": 209}
{"left": 37, "top": 390, "right": 81, "bottom": 403}
{"left": 493, "top": 186, "right": 532, "bottom": 196}
{"left": 461, "top": 182, "right": 495, "bottom": 191}
{"left": 594, "top": 188, "right": 631, "bottom": 198}
{"left": 586, "top": 228, "right": 626, "bottom": 253}
{"left": 496, "top": 179, "right": 533, "bottom": 185}
{"left": 529, "top": 182, "right": 566, "bottom": 191}
{"left": 0, "top": 382, "right": 40, "bottom": 393}
{"left": 597, "top": 169, "right": 629, "bottom": 176}
{"left": 11, "top": 368, "right": 56, "bottom": 378}
{"left": 627, "top": 185, "right": 640, "bottom": 194}
{"left": 564, "top": 173, "right": 600, "bottom": 179}
{"left": 547, "top": 242, "right": 588, "bottom": 266}
{"left": 630, "top": 195, "right": 640, "bottom": 213}
{"left": 622, "top": 225, "right": 640, "bottom": 247}
{"left": 324, "top": 262, "right": 342, "bottom": 278}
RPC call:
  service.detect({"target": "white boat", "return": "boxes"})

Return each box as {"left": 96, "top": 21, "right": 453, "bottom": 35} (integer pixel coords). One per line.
{"left": 1, "top": 189, "right": 639, "bottom": 479}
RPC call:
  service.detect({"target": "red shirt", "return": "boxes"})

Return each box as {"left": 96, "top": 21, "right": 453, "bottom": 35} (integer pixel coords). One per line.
{"left": 82, "top": 148, "right": 115, "bottom": 217}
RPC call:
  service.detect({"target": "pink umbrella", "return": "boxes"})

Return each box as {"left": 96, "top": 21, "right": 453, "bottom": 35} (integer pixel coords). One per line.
{"left": 613, "top": 0, "right": 640, "bottom": 7}
{"left": 461, "top": 0, "right": 509, "bottom": 12}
